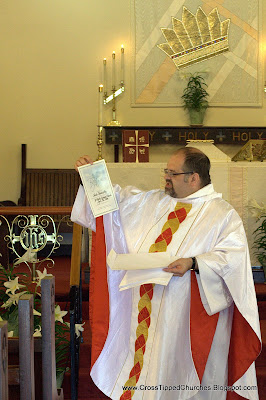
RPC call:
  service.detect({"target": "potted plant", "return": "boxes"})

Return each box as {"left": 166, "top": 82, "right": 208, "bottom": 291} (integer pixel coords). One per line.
{"left": 181, "top": 73, "right": 209, "bottom": 126}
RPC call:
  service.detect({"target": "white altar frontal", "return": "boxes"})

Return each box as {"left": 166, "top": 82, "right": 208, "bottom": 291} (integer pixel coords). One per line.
{"left": 107, "top": 161, "right": 266, "bottom": 266}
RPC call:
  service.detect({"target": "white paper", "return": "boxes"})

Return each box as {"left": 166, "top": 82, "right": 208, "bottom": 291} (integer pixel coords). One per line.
{"left": 106, "top": 249, "right": 174, "bottom": 291}
{"left": 119, "top": 269, "right": 173, "bottom": 291}
{"left": 78, "top": 160, "right": 118, "bottom": 218}
{"left": 107, "top": 249, "right": 176, "bottom": 270}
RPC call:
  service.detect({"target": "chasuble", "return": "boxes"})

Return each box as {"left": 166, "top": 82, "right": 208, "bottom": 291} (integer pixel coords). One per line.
{"left": 71, "top": 183, "right": 261, "bottom": 400}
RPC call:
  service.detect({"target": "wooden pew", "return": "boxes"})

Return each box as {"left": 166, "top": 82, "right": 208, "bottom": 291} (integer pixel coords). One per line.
{"left": 18, "top": 144, "right": 80, "bottom": 209}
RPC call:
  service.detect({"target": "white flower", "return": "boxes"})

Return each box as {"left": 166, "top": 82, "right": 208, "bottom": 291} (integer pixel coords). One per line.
{"left": 249, "top": 199, "right": 266, "bottom": 220}
{"left": 250, "top": 208, "right": 263, "bottom": 219}
{"left": 4, "top": 277, "right": 25, "bottom": 295}
{"left": 36, "top": 268, "right": 53, "bottom": 287}
{"left": 8, "top": 331, "right": 14, "bottom": 338}
{"left": 13, "top": 248, "right": 37, "bottom": 266}
{"left": 249, "top": 198, "right": 264, "bottom": 210}
{"left": 33, "top": 309, "right": 41, "bottom": 316}
{"left": 1, "top": 291, "right": 27, "bottom": 308}
{"left": 75, "top": 322, "right": 85, "bottom": 338}
{"left": 54, "top": 305, "right": 67, "bottom": 323}
{"left": 33, "top": 326, "right": 42, "bottom": 337}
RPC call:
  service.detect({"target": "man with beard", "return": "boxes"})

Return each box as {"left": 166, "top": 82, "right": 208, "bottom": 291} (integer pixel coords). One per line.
{"left": 71, "top": 147, "right": 261, "bottom": 400}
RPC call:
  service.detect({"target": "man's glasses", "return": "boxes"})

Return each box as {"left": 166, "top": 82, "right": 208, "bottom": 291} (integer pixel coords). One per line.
{"left": 164, "top": 169, "right": 194, "bottom": 177}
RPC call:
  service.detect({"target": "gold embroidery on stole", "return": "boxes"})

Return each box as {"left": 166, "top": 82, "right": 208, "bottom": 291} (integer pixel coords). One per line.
{"left": 120, "top": 202, "right": 192, "bottom": 400}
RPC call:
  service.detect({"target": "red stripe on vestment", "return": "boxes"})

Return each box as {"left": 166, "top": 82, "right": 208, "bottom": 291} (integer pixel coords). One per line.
{"left": 90, "top": 216, "right": 110, "bottom": 368}
{"left": 226, "top": 306, "right": 261, "bottom": 400}
{"left": 190, "top": 272, "right": 261, "bottom": 399}
{"left": 190, "top": 272, "right": 219, "bottom": 382}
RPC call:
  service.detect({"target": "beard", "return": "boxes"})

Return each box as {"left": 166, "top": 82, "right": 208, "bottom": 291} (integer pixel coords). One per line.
{"left": 165, "top": 179, "right": 177, "bottom": 198}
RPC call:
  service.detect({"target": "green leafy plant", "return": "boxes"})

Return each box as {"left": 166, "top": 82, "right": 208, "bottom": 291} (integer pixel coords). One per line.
{"left": 249, "top": 199, "right": 266, "bottom": 267}
{"left": 181, "top": 73, "right": 209, "bottom": 111}
{"left": 0, "top": 264, "right": 70, "bottom": 387}
{"left": 254, "top": 216, "right": 266, "bottom": 266}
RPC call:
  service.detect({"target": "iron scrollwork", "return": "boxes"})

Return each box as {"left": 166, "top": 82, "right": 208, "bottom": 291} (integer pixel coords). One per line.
{"left": 0, "top": 214, "right": 72, "bottom": 277}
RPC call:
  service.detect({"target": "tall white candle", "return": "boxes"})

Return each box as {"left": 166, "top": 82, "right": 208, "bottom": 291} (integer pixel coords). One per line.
{"left": 103, "top": 58, "right": 107, "bottom": 94}
{"left": 112, "top": 51, "right": 116, "bottom": 89}
{"left": 98, "top": 85, "right": 103, "bottom": 126}
{"left": 121, "top": 45, "right": 124, "bottom": 85}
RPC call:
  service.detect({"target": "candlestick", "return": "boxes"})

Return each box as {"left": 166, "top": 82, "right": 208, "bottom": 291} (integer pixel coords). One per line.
{"left": 98, "top": 85, "right": 103, "bottom": 127}
{"left": 112, "top": 51, "right": 116, "bottom": 89}
{"left": 121, "top": 45, "right": 124, "bottom": 86}
{"left": 100, "top": 45, "right": 125, "bottom": 127}
{"left": 97, "top": 126, "right": 103, "bottom": 160}
{"left": 103, "top": 58, "right": 107, "bottom": 96}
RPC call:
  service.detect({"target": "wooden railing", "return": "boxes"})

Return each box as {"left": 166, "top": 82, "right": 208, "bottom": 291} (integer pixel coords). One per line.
{"left": 0, "top": 277, "right": 64, "bottom": 399}
{"left": 0, "top": 206, "right": 83, "bottom": 400}
{"left": 0, "top": 206, "right": 72, "bottom": 215}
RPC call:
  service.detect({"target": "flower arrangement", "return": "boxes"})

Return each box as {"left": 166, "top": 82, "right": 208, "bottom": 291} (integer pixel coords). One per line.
{"left": 0, "top": 263, "right": 84, "bottom": 387}
{"left": 249, "top": 199, "right": 266, "bottom": 268}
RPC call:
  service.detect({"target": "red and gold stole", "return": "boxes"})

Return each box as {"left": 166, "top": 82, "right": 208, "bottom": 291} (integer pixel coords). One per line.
{"left": 120, "top": 202, "right": 192, "bottom": 400}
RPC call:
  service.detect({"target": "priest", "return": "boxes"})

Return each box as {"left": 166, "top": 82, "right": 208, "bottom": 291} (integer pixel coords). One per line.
{"left": 71, "top": 147, "right": 261, "bottom": 400}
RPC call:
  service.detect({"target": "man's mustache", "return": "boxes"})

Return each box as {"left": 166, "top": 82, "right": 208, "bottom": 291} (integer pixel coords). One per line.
{"left": 165, "top": 179, "right": 172, "bottom": 184}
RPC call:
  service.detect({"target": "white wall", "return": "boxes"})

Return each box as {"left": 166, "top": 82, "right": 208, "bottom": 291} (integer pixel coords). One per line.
{"left": 0, "top": 0, "right": 265, "bottom": 202}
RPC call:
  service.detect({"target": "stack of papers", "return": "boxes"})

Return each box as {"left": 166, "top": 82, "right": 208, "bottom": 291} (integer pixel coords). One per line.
{"left": 107, "top": 249, "right": 175, "bottom": 290}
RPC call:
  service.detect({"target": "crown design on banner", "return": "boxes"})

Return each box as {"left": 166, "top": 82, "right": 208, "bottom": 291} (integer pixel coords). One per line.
{"left": 158, "top": 7, "right": 230, "bottom": 69}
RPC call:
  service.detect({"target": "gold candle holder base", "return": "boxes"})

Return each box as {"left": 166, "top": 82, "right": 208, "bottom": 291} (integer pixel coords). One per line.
{"left": 107, "top": 120, "right": 121, "bottom": 127}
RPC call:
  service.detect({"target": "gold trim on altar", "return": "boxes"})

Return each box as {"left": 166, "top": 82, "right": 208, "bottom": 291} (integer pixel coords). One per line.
{"left": 232, "top": 140, "right": 266, "bottom": 162}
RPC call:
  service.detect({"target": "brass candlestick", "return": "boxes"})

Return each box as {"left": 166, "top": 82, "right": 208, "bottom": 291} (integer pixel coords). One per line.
{"left": 97, "top": 126, "right": 103, "bottom": 160}
{"left": 107, "top": 86, "right": 121, "bottom": 126}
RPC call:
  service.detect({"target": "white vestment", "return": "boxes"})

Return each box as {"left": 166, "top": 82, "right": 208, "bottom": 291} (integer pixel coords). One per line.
{"left": 71, "top": 184, "right": 261, "bottom": 400}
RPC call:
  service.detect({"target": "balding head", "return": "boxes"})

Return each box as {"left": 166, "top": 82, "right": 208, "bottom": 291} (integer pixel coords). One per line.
{"left": 172, "top": 147, "right": 211, "bottom": 188}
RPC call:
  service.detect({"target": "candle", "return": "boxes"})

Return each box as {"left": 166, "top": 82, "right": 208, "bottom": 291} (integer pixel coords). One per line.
{"left": 103, "top": 58, "right": 107, "bottom": 94}
{"left": 98, "top": 85, "right": 103, "bottom": 126}
{"left": 112, "top": 51, "right": 116, "bottom": 90}
{"left": 121, "top": 45, "right": 124, "bottom": 85}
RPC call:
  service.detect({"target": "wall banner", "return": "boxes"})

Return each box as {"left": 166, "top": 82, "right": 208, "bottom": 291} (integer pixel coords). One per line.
{"left": 132, "top": 0, "right": 262, "bottom": 107}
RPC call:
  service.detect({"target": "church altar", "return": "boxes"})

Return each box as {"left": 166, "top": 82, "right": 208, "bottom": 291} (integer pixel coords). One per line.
{"left": 107, "top": 161, "right": 266, "bottom": 266}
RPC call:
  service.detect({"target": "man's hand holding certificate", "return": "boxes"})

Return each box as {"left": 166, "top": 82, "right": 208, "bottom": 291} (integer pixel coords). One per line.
{"left": 78, "top": 159, "right": 118, "bottom": 218}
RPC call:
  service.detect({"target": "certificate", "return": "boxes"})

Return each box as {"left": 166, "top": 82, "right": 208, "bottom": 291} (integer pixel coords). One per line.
{"left": 78, "top": 159, "right": 119, "bottom": 217}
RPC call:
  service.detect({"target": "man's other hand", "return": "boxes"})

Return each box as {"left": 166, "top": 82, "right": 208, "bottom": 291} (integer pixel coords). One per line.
{"left": 163, "top": 258, "right": 193, "bottom": 276}
{"left": 74, "top": 155, "right": 93, "bottom": 172}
